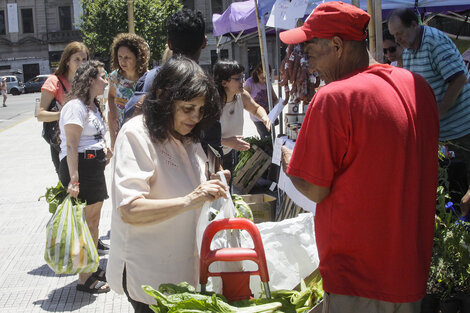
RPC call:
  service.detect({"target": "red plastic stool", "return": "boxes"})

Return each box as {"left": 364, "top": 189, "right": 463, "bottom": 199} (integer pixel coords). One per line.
{"left": 199, "top": 218, "right": 271, "bottom": 301}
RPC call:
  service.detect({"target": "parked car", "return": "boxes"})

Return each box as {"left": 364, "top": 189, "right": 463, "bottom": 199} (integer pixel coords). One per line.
{"left": 24, "top": 74, "right": 51, "bottom": 93}
{"left": 1, "top": 75, "right": 24, "bottom": 95}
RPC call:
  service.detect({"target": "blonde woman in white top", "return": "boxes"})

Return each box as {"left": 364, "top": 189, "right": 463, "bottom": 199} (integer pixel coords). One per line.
{"left": 107, "top": 56, "right": 228, "bottom": 311}
{"left": 213, "top": 59, "right": 271, "bottom": 177}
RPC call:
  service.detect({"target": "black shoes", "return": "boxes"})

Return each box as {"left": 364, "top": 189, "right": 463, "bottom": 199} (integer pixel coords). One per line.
{"left": 97, "top": 239, "right": 110, "bottom": 255}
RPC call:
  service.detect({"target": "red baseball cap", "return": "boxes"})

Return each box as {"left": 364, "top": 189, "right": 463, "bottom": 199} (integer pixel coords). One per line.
{"left": 280, "top": 1, "right": 370, "bottom": 44}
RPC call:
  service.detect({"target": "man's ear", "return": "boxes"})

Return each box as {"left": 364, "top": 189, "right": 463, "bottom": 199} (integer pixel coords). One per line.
{"left": 331, "top": 36, "right": 344, "bottom": 58}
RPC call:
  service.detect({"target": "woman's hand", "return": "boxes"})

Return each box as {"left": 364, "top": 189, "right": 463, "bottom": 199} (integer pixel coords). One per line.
{"left": 187, "top": 179, "right": 228, "bottom": 204}
{"left": 67, "top": 181, "right": 80, "bottom": 198}
{"left": 222, "top": 136, "right": 250, "bottom": 151}
{"left": 210, "top": 170, "right": 231, "bottom": 183}
{"left": 106, "top": 148, "right": 113, "bottom": 165}
{"left": 261, "top": 116, "right": 271, "bottom": 131}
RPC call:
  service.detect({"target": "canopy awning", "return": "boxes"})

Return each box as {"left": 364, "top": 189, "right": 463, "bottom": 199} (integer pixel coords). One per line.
{"left": 213, "top": 0, "right": 470, "bottom": 37}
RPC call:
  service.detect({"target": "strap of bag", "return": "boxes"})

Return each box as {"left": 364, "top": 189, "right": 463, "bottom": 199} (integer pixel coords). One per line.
{"left": 47, "top": 76, "right": 67, "bottom": 111}
{"left": 56, "top": 76, "right": 67, "bottom": 93}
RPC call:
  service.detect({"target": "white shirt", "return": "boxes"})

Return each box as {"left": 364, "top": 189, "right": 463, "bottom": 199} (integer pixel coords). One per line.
{"left": 59, "top": 98, "right": 106, "bottom": 160}
{"left": 220, "top": 95, "right": 244, "bottom": 154}
{"left": 107, "top": 115, "right": 207, "bottom": 304}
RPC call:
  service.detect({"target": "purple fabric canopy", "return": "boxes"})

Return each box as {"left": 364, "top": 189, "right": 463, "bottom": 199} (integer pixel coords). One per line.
{"left": 212, "top": 0, "right": 258, "bottom": 37}
{"left": 212, "top": 0, "right": 470, "bottom": 37}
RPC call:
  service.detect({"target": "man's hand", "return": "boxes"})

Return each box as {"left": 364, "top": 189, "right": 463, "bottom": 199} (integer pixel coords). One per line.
{"left": 461, "top": 188, "right": 470, "bottom": 216}
{"left": 281, "top": 146, "right": 293, "bottom": 172}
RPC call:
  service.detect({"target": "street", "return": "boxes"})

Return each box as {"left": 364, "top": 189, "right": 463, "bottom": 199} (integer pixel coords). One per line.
{"left": 0, "top": 93, "right": 259, "bottom": 312}
{"left": 0, "top": 92, "right": 40, "bottom": 132}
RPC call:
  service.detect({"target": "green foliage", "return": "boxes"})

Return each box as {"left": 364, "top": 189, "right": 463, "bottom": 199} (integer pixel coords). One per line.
{"left": 39, "top": 181, "right": 67, "bottom": 214}
{"left": 143, "top": 279, "right": 322, "bottom": 313}
{"left": 143, "top": 283, "right": 283, "bottom": 312}
{"left": 232, "top": 194, "right": 254, "bottom": 220}
{"left": 79, "top": 0, "right": 182, "bottom": 62}
{"left": 427, "top": 150, "right": 470, "bottom": 299}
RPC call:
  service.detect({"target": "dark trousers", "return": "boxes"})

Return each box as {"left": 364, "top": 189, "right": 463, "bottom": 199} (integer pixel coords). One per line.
{"left": 50, "top": 145, "right": 60, "bottom": 177}
{"left": 122, "top": 267, "right": 154, "bottom": 313}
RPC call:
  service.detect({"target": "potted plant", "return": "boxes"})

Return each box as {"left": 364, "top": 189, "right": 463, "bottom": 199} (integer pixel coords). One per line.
{"left": 423, "top": 152, "right": 470, "bottom": 313}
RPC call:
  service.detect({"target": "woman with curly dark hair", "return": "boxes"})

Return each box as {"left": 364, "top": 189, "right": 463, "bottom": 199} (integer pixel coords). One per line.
{"left": 107, "top": 56, "right": 227, "bottom": 312}
{"left": 108, "top": 33, "right": 149, "bottom": 149}
{"left": 58, "top": 60, "right": 111, "bottom": 294}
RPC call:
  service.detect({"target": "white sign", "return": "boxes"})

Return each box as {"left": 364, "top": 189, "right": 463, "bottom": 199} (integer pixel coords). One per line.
{"left": 266, "top": 0, "right": 297, "bottom": 30}
{"left": 7, "top": 4, "right": 18, "bottom": 33}
{"left": 271, "top": 135, "right": 287, "bottom": 166}
{"left": 287, "top": 0, "right": 309, "bottom": 18}
{"left": 267, "top": 97, "right": 285, "bottom": 123}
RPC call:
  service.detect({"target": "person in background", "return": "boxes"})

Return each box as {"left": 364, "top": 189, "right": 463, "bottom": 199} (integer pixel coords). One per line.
{"left": 383, "top": 29, "right": 403, "bottom": 67}
{"left": 107, "top": 56, "right": 226, "bottom": 313}
{"left": 108, "top": 33, "right": 149, "bottom": 149}
{"left": 388, "top": 8, "right": 470, "bottom": 218}
{"left": 280, "top": 2, "right": 439, "bottom": 312}
{"left": 58, "top": 60, "right": 111, "bottom": 294}
{"left": 1, "top": 77, "right": 7, "bottom": 107}
{"left": 213, "top": 59, "right": 270, "bottom": 178}
{"left": 244, "top": 63, "right": 278, "bottom": 138}
{"left": 122, "top": 9, "right": 225, "bottom": 159}
{"left": 37, "top": 42, "right": 89, "bottom": 176}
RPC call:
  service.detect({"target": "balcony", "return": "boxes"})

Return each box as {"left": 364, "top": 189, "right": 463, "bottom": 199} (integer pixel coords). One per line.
{"left": 47, "top": 30, "right": 82, "bottom": 43}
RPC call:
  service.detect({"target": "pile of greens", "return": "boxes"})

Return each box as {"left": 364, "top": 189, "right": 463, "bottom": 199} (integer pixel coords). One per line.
{"left": 39, "top": 181, "right": 68, "bottom": 214}
{"left": 143, "top": 283, "right": 282, "bottom": 313}
{"left": 143, "top": 279, "right": 323, "bottom": 313}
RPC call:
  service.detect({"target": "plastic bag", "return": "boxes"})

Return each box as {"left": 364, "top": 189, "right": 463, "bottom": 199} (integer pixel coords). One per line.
{"left": 196, "top": 172, "right": 243, "bottom": 292}
{"left": 44, "top": 195, "right": 99, "bottom": 274}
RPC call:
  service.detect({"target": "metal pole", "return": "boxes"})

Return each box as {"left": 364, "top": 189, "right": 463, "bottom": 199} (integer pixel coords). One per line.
{"left": 128, "top": 0, "right": 135, "bottom": 34}
{"left": 367, "top": 0, "right": 376, "bottom": 56}
{"left": 254, "top": 0, "right": 275, "bottom": 139}
{"left": 374, "top": 0, "right": 383, "bottom": 62}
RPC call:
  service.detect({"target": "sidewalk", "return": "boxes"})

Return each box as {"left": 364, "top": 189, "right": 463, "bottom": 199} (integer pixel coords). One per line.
{"left": 0, "top": 117, "right": 132, "bottom": 313}
{"left": 0, "top": 110, "right": 260, "bottom": 312}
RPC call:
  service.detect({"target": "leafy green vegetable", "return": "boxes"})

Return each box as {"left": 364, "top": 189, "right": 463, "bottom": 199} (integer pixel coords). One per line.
{"left": 39, "top": 181, "right": 68, "bottom": 214}
{"left": 232, "top": 194, "right": 254, "bottom": 220}
{"left": 143, "top": 284, "right": 282, "bottom": 313}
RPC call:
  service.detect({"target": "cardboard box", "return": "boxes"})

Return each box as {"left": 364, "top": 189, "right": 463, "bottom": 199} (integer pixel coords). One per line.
{"left": 240, "top": 194, "right": 276, "bottom": 223}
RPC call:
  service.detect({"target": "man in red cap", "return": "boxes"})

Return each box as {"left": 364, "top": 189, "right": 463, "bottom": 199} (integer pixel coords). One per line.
{"left": 280, "top": 2, "right": 439, "bottom": 312}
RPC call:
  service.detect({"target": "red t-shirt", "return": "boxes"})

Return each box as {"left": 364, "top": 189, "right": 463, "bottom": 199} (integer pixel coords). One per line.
{"left": 287, "top": 64, "right": 439, "bottom": 303}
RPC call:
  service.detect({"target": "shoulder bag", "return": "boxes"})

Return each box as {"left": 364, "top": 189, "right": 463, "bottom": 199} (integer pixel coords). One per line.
{"left": 42, "top": 77, "right": 67, "bottom": 151}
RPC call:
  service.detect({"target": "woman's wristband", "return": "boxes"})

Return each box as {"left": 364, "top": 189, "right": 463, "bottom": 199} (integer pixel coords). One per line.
{"left": 70, "top": 181, "right": 80, "bottom": 186}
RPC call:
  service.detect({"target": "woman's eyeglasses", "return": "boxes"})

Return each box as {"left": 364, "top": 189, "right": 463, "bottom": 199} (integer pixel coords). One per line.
{"left": 383, "top": 46, "right": 397, "bottom": 54}
{"left": 229, "top": 74, "right": 245, "bottom": 82}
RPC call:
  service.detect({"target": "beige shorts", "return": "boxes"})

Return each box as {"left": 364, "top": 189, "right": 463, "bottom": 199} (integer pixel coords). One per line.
{"left": 322, "top": 292, "right": 422, "bottom": 313}
{"left": 1, "top": 90, "right": 6, "bottom": 96}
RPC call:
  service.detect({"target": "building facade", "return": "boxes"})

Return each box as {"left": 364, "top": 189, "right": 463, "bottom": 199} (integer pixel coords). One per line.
{"left": 0, "top": 0, "right": 81, "bottom": 83}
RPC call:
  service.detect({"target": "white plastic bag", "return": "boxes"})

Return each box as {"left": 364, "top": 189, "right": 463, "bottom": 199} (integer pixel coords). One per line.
{"left": 44, "top": 195, "right": 99, "bottom": 274}
{"left": 196, "top": 171, "right": 236, "bottom": 253}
